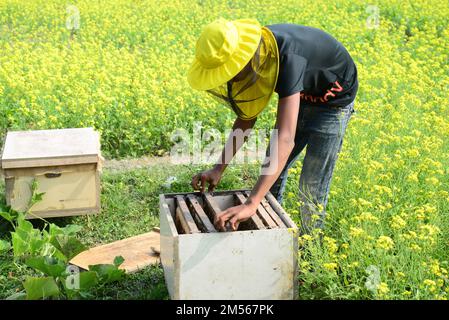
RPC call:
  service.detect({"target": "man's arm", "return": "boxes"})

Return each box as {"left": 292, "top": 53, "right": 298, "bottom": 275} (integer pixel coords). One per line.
{"left": 215, "top": 93, "right": 301, "bottom": 231}
{"left": 245, "top": 93, "right": 300, "bottom": 207}
{"left": 191, "top": 116, "right": 256, "bottom": 192}
{"left": 214, "top": 117, "right": 257, "bottom": 174}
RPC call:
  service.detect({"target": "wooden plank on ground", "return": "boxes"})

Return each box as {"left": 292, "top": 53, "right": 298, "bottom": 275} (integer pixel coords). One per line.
{"left": 186, "top": 194, "right": 217, "bottom": 233}
{"left": 234, "top": 192, "right": 265, "bottom": 230}
{"left": 243, "top": 191, "right": 278, "bottom": 229}
{"left": 70, "top": 231, "right": 160, "bottom": 273}
{"left": 265, "top": 192, "right": 297, "bottom": 228}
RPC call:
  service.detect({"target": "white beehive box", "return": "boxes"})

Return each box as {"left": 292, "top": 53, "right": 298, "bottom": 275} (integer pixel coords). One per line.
{"left": 159, "top": 190, "right": 299, "bottom": 300}
{"left": 1, "top": 127, "right": 103, "bottom": 219}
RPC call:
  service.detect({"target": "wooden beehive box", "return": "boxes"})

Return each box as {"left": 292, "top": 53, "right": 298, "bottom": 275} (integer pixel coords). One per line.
{"left": 159, "top": 189, "right": 298, "bottom": 300}
{"left": 1, "top": 127, "right": 102, "bottom": 219}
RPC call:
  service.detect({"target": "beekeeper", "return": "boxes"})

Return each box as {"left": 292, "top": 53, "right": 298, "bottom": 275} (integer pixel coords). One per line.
{"left": 188, "top": 18, "right": 358, "bottom": 234}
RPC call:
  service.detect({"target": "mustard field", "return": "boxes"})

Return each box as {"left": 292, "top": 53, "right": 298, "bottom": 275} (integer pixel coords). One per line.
{"left": 0, "top": 0, "right": 448, "bottom": 299}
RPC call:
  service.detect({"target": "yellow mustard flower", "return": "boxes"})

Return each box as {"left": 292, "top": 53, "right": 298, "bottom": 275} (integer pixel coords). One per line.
{"left": 376, "top": 236, "right": 395, "bottom": 251}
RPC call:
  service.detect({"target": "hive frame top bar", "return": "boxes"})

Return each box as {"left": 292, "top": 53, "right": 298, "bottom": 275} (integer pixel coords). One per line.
{"left": 161, "top": 189, "right": 298, "bottom": 229}
{"left": 162, "top": 189, "right": 252, "bottom": 197}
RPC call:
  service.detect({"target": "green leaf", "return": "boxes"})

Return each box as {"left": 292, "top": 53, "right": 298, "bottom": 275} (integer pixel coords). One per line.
{"left": 6, "top": 292, "right": 27, "bottom": 300}
{"left": 50, "top": 234, "right": 87, "bottom": 261}
{"left": 13, "top": 227, "right": 30, "bottom": 242}
{"left": 0, "top": 239, "right": 11, "bottom": 252}
{"left": 113, "top": 255, "right": 125, "bottom": 267}
{"left": 23, "top": 277, "right": 60, "bottom": 300}
{"left": 16, "top": 215, "right": 34, "bottom": 233}
{"left": 32, "top": 192, "right": 45, "bottom": 203}
{"left": 29, "top": 179, "right": 45, "bottom": 209}
{"left": 78, "top": 290, "right": 94, "bottom": 299}
{"left": 61, "top": 224, "right": 83, "bottom": 236}
{"left": 29, "top": 237, "right": 46, "bottom": 255}
{"left": 48, "top": 224, "right": 64, "bottom": 237}
{"left": 78, "top": 271, "right": 99, "bottom": 290}
{"left": 0, "top": 206, "right": 20, "bottom": 224}
{"left": 64, "top": 270, "right": 98, "bottom": 292}
{"left": 89, "top": 264, "right": 125, "bottom": 284}
{"left": 25, "top": 256, "right": 66, "bottom": 277}
{"left": 39, "top": 242, "right": 55, "bottom": 256}
{"left": 42, "top": 229, "right": 50, "bottom": 240}
{"left": 49, "top": 224, "right": 82, "bottom": 237}
{"left": 0, "top": 211, "right": 14, "bottom": 223}
{"left": 11, "top": 232, "right": 29, "bottom": 257}
{"left": 0, "top": 202, "right": 8, "bottom": 212}
{"left": 49, "top": 247, "right": 67, "bottom": 262}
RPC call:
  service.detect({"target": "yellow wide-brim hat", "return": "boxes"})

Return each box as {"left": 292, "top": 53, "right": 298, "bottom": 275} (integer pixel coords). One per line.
{"left": 187, "top": 18, "right": 262, "bottom": 91}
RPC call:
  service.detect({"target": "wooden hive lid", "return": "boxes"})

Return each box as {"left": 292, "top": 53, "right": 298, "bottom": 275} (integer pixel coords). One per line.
{"left": 1, "top": 127, "right": 101, "bottom": 169}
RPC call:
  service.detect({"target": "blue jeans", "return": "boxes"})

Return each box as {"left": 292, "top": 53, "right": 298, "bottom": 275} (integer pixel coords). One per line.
{"left": 269, "top": 101, "right": 355, "bottom": 234}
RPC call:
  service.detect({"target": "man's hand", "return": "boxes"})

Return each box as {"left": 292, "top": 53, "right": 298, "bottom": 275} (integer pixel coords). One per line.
{"left": 214, "top": 202, "right": 258, "bottom": 231}
{"left": 191, "top": 167, "right": 223, "bottom": 193}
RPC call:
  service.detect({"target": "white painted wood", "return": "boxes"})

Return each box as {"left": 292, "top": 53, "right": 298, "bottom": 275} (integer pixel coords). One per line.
{"left": 159, "top": 194, "right": 179, "bottom": 299}
{"left": 1, "top": 127, "right": 100, "bottom": 168}
{"left": 160, "top": 192, "right": 299, "bottom": 300}
{"left": 178, "top": 230, "right": 297, "bottom": 299}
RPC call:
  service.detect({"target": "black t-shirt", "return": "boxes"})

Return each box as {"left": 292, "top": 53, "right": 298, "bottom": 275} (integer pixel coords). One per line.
{"left": 266, "top": 24, "right": 358, "bottom": 107}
